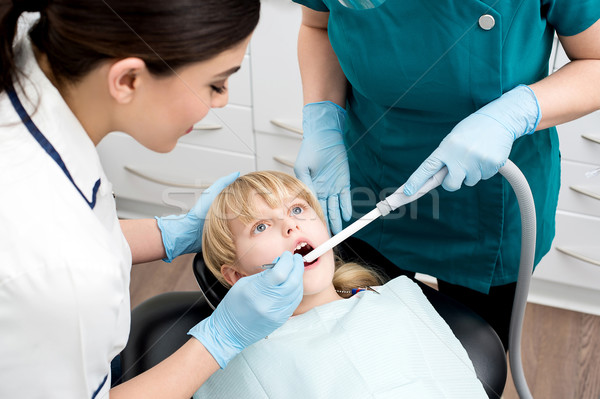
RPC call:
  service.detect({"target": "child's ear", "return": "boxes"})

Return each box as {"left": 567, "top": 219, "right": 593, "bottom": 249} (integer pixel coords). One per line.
{"left": 221, "top": 264, "right": 246, "bottom": 286}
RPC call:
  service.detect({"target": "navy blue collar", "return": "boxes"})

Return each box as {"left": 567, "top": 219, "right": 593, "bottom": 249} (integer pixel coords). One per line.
{"left": 6, "top": 83, "right": 100, "bottom": 209}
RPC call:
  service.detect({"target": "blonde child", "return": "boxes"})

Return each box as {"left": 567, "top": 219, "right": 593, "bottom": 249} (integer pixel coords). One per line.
{"left": 195, "top": 171, "right": 487, "bottom": 398}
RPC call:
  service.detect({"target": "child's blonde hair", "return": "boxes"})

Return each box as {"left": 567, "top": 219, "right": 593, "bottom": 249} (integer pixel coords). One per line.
{"left": 202, "top": 171, "right": 386, "bottom": 297}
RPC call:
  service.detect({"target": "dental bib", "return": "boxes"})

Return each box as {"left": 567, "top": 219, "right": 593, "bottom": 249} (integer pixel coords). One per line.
{"left": 194, "top": 276, "right": 486, "bottom": 398}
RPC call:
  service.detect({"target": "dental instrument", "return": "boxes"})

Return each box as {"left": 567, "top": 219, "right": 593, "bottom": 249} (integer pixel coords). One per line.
{"left": 261, "top": 167, "right": 448, "bottom": 270}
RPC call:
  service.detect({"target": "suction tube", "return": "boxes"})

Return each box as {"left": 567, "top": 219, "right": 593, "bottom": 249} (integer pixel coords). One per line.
{"left": 303, "top": 167, "right": 448, "bottom": 263}
{"left": 500, "top": 160, "right": 535, "bottom": 399}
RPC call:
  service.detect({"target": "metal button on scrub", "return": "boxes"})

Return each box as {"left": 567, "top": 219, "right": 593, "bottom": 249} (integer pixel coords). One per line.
{"left": 478, "top": 14, "right": 496, "bottom": 30}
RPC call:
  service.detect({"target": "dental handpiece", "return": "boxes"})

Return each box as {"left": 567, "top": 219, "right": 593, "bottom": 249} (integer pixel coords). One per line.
{"left": 261, "top": 167, "right": 448, "bottom": 269}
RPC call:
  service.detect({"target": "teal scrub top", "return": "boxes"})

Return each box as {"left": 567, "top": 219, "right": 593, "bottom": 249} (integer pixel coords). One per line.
{"left": 293, "top": 0, "right": 600, "bottom": 293}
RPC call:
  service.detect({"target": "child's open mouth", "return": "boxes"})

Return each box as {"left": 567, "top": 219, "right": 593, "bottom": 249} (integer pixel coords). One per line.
{"left": 293, "top": 242, "right": 318, "bottom": 267}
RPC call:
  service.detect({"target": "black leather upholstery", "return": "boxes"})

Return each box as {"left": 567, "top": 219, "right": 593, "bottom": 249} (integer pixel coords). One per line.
{"left": 119, "top": 291, "right": 211, "bottom": 383}
{"left": 192, "top": 255, "right": 228, "bottom": 310}
{"left": 421, "top": 283, "right": 507, "bottom": 398}
{"left": 120, "top": 252, "right": 506, "bottom": 398}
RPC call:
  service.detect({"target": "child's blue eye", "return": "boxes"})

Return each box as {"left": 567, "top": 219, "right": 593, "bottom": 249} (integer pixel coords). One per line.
{"left": 253, "top": 223, "right": 267, "bottom": 234}
{"left": 291, "top": 206, "right": 303, "bottom": 215}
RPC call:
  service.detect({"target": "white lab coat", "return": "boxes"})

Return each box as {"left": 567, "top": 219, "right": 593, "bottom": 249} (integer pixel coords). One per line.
{"left": 0, "top": 38, "right": 132, "bottom": 398}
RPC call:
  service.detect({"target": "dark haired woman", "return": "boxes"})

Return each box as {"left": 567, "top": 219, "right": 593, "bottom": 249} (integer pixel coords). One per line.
{"left": 0, "top": 1, "right": 304, "bottom": 398}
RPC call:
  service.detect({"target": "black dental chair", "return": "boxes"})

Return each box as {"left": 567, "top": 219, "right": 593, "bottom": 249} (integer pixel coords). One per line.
{"left": 120, "top": 245, "right": 507, "bottom": 398}
{"left": 120, "top": 161, "right": 536, "bottom": 398}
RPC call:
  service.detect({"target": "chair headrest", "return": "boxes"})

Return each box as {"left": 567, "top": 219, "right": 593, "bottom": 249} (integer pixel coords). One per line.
{"left": 192, "top": 252, "right": 229, "bottom": 310}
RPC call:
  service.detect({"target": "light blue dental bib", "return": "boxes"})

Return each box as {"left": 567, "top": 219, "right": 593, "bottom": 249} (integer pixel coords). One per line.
{"left": 194, "top": 276, "right": 486, "bottom": 398}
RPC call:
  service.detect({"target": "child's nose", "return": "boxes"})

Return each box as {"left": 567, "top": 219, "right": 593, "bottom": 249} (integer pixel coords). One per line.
{"left": 283, "top": 218, "right": 300, "bottom": 236}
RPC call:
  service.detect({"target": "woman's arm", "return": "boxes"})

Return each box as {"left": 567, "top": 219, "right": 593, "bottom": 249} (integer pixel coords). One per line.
{"left": 298, "top": 6, "right": 347, "bottom": 106}
{"left": 110, "top": 338, "right": 219, "bottom": 399}
{"left": 402, "top": 18, "right": 600, "bottom": 195}
{"left": 530, "top": 19, "right": 600, "bottom": 130}
{"left": 294, "top": 6, "right": 354, "bottom": 234}
{"left": 110, "top": 252, "right": 304, "bottom": 398}
{"left": 120, "top": 219, "right": 166, "bottom": 264}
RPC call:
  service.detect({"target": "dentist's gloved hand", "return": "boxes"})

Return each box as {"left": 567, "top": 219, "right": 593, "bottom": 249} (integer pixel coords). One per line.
{"left": 188, "top": 251, "right": 304, "bottom": 368}
{"left": 156, "top": 171, "right": 239, "bottom": 262}
{"left": 404, "top": 85, "right": 541, "bottom": 195}
{"left": 294, "top": 101, "right": 352, "bottom": 234}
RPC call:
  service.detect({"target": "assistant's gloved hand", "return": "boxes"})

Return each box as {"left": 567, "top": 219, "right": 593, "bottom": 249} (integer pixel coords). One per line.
{"left": 156, "top": 171, "right": 239, "bottom": 262}
{"left": 404, "top": 85, "right": 541, "bottom": 195}
{"left": 294, "top": 101, "right": 352, "bottom": 234}
{"left": 188, "top": 251, "right": 304, "bottom": 368}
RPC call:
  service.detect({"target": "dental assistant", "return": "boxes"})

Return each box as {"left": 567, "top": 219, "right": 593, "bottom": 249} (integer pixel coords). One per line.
{"left": 293, "top": 0, "right": 600, "bottom": 348}
{"left": 0, "top": 1, "right": 304, "bottom": 398}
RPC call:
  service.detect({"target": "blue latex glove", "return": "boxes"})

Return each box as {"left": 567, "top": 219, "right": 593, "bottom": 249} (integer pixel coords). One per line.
{"left": 156, "top": 171, "right": 239, "bottom": 262}
{"left": 404, "top": 85, "right": 541, "bottom": 195}
{"left": 294, "top": 101, "right": 352, "bottom": 234}
{"left": 188, "top": 251, "right": 304, "bottom": 368}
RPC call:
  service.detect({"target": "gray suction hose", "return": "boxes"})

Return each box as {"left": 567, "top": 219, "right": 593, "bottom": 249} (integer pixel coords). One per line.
{"left": 304, "top": 158, "right": 536, "bottom": 398}
{"left": 499, "top": 160, "right": 535, "bottom": 399}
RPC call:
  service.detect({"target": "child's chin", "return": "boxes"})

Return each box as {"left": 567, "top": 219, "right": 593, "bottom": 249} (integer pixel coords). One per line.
{"left": 302, "top": 281, "right": 331, "bottom": 296}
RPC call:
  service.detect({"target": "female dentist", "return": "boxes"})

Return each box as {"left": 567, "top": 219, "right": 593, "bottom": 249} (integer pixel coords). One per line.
{"left": 0, "top": 1, "right": 303, "bottom": 398}
{"left": 292, "top": 0, "right": 600, "bottom": 349}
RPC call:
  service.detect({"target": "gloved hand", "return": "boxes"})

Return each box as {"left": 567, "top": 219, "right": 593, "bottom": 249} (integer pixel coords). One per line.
{"left": 188, "top": 251, "right": 304, "bottom": 368}
{"left": 403, "top": 85, "right": 541, "bottom": 195}
{"left": 294, "top": 101, "right": 352, "bottom": 234}
{"left": 156, "top": 171, "right": 239, "bottom": 262}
